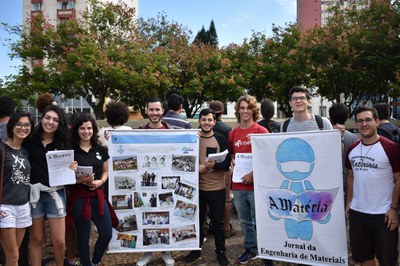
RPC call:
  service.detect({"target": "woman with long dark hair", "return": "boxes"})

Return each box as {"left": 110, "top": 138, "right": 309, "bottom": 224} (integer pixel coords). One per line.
{"left": 0, "top": 112, "right": 33, "bottom": 266}
{"left": 67, "top": 113, "right": 114, "bottom": 266}
{"left": 24, "top": 105, "right": 75, "bottom": 266}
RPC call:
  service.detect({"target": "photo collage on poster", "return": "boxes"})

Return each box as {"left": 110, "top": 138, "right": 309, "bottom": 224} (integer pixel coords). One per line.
{"left": 107, "top": 131, "right": 199, "bottom": 252}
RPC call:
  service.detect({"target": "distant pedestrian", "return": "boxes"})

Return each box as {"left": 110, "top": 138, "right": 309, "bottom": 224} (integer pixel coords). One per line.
{"left": 0, "top": 95, "right": 17, "bottom": 142}
{"left": 373, "top": 102, "right": 399, "bottom": 143}
{"left": 258, "top": 98, "right": 281, "bottom": 133}
{"left": 99, "top": 101, "right": 132, "bottom": 147}
{"left": 163, "top": 93, "right": 192, "bottom": 129}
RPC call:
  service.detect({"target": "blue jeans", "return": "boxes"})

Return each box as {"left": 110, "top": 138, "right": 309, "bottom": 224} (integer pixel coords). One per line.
{"left": 31, "top": 189, "right": 66, "bottom": 219}
{"left": 232, "top": 190, "right": 257, "bottom": 254}
{"left": 72, "top": 197, "right": 112, "bottom": 266}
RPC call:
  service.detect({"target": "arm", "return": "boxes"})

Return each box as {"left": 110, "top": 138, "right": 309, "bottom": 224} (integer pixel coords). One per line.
{"left": 345, "top": 169, "right": 354, "bottom": 219}
{"left": 208, "top": 133, "right": 231, "bottom": 171}
{"left": 88, "top": 160, "right": 108, "bottom": 190}
{"left": 385, "top": 171, "right": 400, "bottom": 231}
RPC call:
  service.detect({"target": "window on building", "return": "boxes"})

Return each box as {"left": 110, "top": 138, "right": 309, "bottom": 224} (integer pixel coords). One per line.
{"left": 59, "top": 1, "right": 75, "bottom": 10}
{"left": 32, "top": 3, "right": 42, "bottom": 11}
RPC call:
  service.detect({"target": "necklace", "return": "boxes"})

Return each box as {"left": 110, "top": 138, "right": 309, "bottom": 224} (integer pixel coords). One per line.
{"left": 360, "top": 142, "right": 374, "bottom": 159}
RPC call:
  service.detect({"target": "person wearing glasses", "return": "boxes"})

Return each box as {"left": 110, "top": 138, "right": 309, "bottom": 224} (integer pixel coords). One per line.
{"left": 345, "top": 106, "right": 400, "bottom": 266}
{"left": 0, "top": 112, "right": 33, "bottom": 266}
{"left": 281, "top": 87, "right": 332, "bottom": 132}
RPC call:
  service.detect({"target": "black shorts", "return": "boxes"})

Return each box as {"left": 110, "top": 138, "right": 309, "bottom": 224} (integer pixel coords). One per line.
{"left": 349, "top": 209, "right": 398, "bottom": 265}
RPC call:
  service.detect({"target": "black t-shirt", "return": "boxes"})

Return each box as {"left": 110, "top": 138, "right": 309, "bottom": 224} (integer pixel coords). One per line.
{"left": 74, "top": 145, "right": 109, "bottom": 190}
{"left": 213, "top": 120, "right": 231, "bottom": 140}
{"left": 23, "top": 130, "right": 69, "bottom": 186}
{"left": 1, "top": 143, "right": 31, "bottom": 205}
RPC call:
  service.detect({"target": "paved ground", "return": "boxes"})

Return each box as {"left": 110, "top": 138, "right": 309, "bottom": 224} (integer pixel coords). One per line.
{"left": 40, "top": 211, "right": 357, "bottom": 266}
{"left": 43, "top": 216, "right": 273, "bottom": 266}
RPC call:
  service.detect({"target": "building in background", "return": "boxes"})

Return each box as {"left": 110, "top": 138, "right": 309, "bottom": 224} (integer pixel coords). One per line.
{"left": 297, "top": 0, "right": 390, "bottom": 30}
{"left": 21, "top": 0, "right": 138, "bottom": 117}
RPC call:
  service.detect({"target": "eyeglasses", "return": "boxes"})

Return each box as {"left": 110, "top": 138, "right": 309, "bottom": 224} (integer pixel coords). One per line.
{"left": 291, "top": 96, "right": 308, "bottom": 101}
{"left": 15, "top": 123, "right": 31, "bottom": 129}
{"left": 355, "top": 117, "right": 374, "bottom": 125}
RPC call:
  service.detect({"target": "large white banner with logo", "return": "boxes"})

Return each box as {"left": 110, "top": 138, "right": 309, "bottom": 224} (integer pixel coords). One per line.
{"left": 252, "top": 130, "right": 348, "bottom": 265}
{"left": 107, "top": 130, "right": 200, "bottom": 253}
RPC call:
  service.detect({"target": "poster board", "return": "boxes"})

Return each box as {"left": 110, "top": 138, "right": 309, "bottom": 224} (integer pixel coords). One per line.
{"left": 107, "top": 130, "right": 200, "bottom": 253}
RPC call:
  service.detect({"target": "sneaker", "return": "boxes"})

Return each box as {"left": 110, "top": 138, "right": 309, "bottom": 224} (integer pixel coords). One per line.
{"left": 236, "top": 250, "right": 257, "bottom": 264}
{"left": 137, "top": 252, "right": 153, "bottom": 266}
{"left": 160, "top": 251, "right": 175, "bottom": 266}
{"left": 217, "top": 252, "right": 229, "bottom": 265}
{"left": 184, "top": 250, "right": 201, "bottom": 262}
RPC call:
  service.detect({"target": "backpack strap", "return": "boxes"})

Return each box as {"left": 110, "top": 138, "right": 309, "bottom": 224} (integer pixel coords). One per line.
{"left": 377, "top": 125, "right": 396, "bottom": 141}
{"left": 0, "top": 143, "right": 5, "bottom": 206}
{"left": 314, "top": 115, "right": 324, "bottom": 130}
{"left": 282, "top": 119, "right": 290, "bottom": 132}
{"left": 283, "top": 115, "right": 324, "bottom": 132}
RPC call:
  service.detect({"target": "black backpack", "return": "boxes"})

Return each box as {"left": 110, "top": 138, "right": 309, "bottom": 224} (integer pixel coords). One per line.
{"left": 282, "top": 115, "right": 324, "bottom": 132}
{"left": 377, "top": 124, "right": 400, "bottom": 144}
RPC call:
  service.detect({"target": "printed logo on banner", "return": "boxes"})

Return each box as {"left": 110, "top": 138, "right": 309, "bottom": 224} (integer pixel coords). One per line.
{"left": 181, "top": 147, "right": 194, "bottom": 154}
{"left": 260, "top": 138, "right": 338, "bottom": 241}
{"left": 117, "top": 145, "right": 124, "bottom": 154}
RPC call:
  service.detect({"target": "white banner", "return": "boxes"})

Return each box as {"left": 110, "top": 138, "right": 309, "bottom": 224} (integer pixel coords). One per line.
{"left": 107, "top": 130, "right": 200, "bottom": 253}
{"left": 252, "top": 130, "right": 348, "bottom": 265}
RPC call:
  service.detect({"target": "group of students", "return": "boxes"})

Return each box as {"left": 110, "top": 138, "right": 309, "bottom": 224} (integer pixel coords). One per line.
{"left": 1, "top": 89, "right": 400, "bottom": 266}
{"left": 0, "top": 94, "right": 126, "bottom": 266}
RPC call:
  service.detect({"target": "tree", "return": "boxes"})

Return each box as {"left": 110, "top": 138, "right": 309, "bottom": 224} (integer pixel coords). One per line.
{"left": 208, "top": 20, "right": 219, "bottom": 48}
{"left": 5, "top": 0, "right": 140, "bottom": 119}
{"left": 193, "top": 26, "right": 209, "bottom": 45}
{"left": 300, "top": 2, "right": 400, "bottom": 111}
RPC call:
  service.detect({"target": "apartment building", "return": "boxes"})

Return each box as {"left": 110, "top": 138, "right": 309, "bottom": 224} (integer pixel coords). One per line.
{"left": 21, "top": 0, "right": 138, "bottom": 115}
{"left": 297, "top": 0, "right": 389, "bottom": 29}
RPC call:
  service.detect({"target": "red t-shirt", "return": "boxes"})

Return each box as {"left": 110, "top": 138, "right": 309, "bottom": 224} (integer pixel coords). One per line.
{"left": 228, "top": 123, "right": 269, "bottom": 191}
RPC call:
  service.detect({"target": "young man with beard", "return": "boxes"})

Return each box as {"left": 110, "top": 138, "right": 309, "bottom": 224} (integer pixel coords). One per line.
{"left": 138, "top": 97, "right": 171, "bottom": 130}
{"left": 136, "top": 97, "right": 174, "bottom": 266}
{"left": 345, "top": 106, "right": 400, "bottom": 266}
{"left": 184, "top": 108, "right": 230, "bottom": 265}
{"left": 228, "top": 95, "right": 273, "bottom": 265}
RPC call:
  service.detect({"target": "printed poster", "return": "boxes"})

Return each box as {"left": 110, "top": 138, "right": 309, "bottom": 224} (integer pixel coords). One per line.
{"left": 107, "top": 130, "right": 200, "bottom": 253}
{"left": 251, "top": 130, "right": 348, "bottom": 265}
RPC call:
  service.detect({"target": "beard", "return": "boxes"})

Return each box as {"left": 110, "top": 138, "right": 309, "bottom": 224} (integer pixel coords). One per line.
{"left": 149, "top": 115, "right": 162, "bottom": 124}
{"left": 201, "top": 127, "right": 213, "bottom": 134}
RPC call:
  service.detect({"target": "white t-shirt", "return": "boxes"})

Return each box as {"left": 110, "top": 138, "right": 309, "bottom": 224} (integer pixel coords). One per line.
{"left": 346, "top": 137, "right": 400, "bottom": 214}
{"left": 98, "top": 125, "right": 132, "bottom": 147}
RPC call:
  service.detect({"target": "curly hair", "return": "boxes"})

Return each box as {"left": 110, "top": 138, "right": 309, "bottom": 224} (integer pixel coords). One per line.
{"left": 234, "top": 95, "right": 260, "bottom": 123}
{"left": 70, "top": 113, "right": 100, "bottom": 149}
{"left": 36, "top": 93, "right": 55, "bottom": 114}
{"left": 105, "top": 101, "right": 130, "bottom": 126}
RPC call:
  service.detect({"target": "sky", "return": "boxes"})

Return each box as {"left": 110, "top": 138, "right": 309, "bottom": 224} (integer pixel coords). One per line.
{"left": 0, "top": 0, "right": 296, "bottom": 80}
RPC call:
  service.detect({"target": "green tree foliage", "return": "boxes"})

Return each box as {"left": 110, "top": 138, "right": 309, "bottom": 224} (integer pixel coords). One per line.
{"left": 300, "top": 2, "right": 400, "bottom": 111}
{"left": 2, "top": 0, "right": 399, "bottom": 118}
{"left": 193, "top": 26, "right": 208, "bottom": 45}
{"left": 208, "top": 20, "right": 219, "bottom": 48}
{"left": 193, "top": 20, "right": 219, "bottom": 48}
